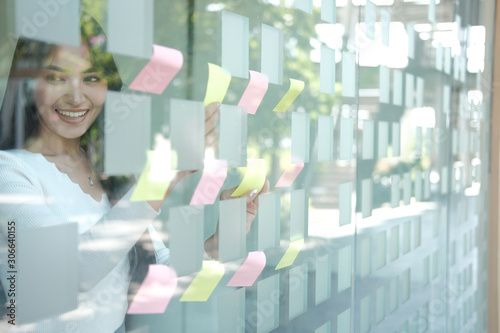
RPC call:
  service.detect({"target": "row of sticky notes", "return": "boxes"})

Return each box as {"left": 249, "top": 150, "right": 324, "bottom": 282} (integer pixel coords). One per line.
{"left": 379, "top": 67, "right": 425, "bottom": 108}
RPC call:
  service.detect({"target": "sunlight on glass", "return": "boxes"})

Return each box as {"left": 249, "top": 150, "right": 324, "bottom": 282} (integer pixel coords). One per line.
{"left": 206, "top": 3, "right": 225, "bottom": 11}
{"left": 467, "top": 26, "right": 486, "bottom": 73}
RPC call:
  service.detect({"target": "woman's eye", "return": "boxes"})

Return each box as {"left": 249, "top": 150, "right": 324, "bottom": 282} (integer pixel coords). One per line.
{"left": 45, "top": 74, "right": 65, "bottom": 82}
{"left": 84, "top": 75, "right": 102, "bottom": 83}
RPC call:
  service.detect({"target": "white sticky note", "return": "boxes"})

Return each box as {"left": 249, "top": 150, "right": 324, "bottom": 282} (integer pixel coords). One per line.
{"left": 452, "top": 129, "right": 458, "bottom": 155}
{"left": 379, "top": 65, "right": 390, "bottom": 104}
{"left": 258, "top": 193, "right": 280, "bottom": 251}
{"left": 360, "top": 295, "right": 371, "bottom": 333}
{"left": 415, "top": 126, "right": 422, "bottom": 157}
{"left": 361, "top": 178, "right": 373, "bottom": 218}
{"left": 444, "top": 47, "right": 452, "bottom": 75}
{"left": 318, "top": 115, "right": 334, "bottom": 162}
{"left": 460, "top": 130, "right": 468, "bottom": 153}
{"left": 316, "top": 322, "right": 331, "bottom": 333}
{"left": 365, "top": 0, "right": 377, "bottom": 41}
{"left": 401, "top": 269, "right": 410, "bottom": 303}
{"left": 424, "top": 127, "right": 433, "bottom": 157}
{"left": 222, "top": 11, "right": 249, "bottom": 79}
{"left": 424, "top": 169, "right": 431, "bottom": 199}
{"left": 169, "top": 206, "right": 204, "bottom": 276}
{"left": 338, "top": 246, "right": 351, "bottom": 292}
{"left": 295, "top": 0, "right": 313, "bottom": 13}
{"left": 392, "top": 122, "right": 400, "bottom": 157}
{"left": 337, "top": 308, "right": 351, "bottom": 333}
{"left": 415, "top": 170, "right": 422, "bottom": 201}
{"left": 315, "top": 255, "right": 331, "bottom": 305}
{"left": 289, "top": 264, "right": 308, "bottom": 320}
{"left": 15, "top": 0, "right": 80, "bottom": 47}
{"left": 416, "top": 77, "right": 424, "bottom": 107}
{"left": 460, "top": 56, "right": 467, "bottom": 83}
{"left": 441, "top": 166, "right": 448, "bottom": 194}
{"left": 378, "top": 121, "right": 389, "bottom": 158}
{"left": 389, "top": 278, "right": 398, "bottom": 313}
{"left": 390, "top": 225, "right": 399, "bottom": 261}
{"left": 376, "top": 231, "right": 386, "bottom": 269}
{"left": 403, "top": 173, "right": 411, "bottom": 205}
{"left": 405, "top": 73, "right": 414, "bottom": 108}
{"left": 428, "top": 0, "right": 436, "bottom": 23}
{"left": 402, "top": 221, "right": 410, "bottom": 254}
{"left": 443, "top": 84, "right": 451, "bottom": 114}
{"left": 220, "top": 104, "right": 248, "bottom": 168}
{"left": 436, "top": 43, "right": 443, "bottom": 71}
{"left": 342, "top": 52, "right": 356, "bottom": 98}
{"left": 454, "top": 55, "right": 460, "bottom": 80}
{"left": 407, "top": 23, "right": 415, "bottom": 59}
{"left": 292, "top": 112, "right": 310, "bottom": 163}
{"left": 414, "top": 217, "right": 421, "bottom": 248}
{"left": 320, "top": 45, "right": 336, "bottom": 95}
{"left": 290, "top": 189, "right": 307, "bottom": 240}
{"left": 339, "top": 182, "right": 352, "bottom": 226}
{"left": 170, "top": 98, "right": 205, "bottom": 170}
{"left": 218, "top": 289, "right": 245, "bottom": 333}
{"left": 360, "top": 237, "right": 371, "bottom": 278}
{"left": 261, "top": 24, "right": 283, "bottom": 85}
{"left": 393, "top": 70, "right": 403, "bottom": 106}
{"left": 363, "top": 120, "right": 374, "bottom": 160}
{"left": 104, "top": 91, "right": 151, "bottom": 175}
{"left": 257, "top": 275, "right": 280, "bottom": 333}
{"left": 108, "top": 0, "right": 153, "bottom": 58}
{"left": 376, "top": 286, "right": 386, "bottom": 323}
{"left": 340, "top": 117, "right": 354, "bottom": 160}
{"left": 219, "top": 198, "right": 246, "bottom": 262}
{"left": 381, "top": 9, "right": 391, "bottom": 46}
{"left": 17, "top": 224, "right": 77, "bottom": 324}
{"left": 391, "top": 174, "right": 400, "bottom": 208}
{"left": 321, "top": 0, "right": 337, "bottom": 23}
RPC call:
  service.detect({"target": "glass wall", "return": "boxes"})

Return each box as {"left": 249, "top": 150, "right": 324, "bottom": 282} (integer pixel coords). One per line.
{"left": 0, "top": 0, "right": 495, "bottom": 332}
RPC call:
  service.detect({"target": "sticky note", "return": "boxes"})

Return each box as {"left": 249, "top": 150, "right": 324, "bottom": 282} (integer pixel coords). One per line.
{"left": 378, "top": 121, "right": 389, "bottom": 158}
{"left": 15, "top": 0, "right": 79, "bottom": 47}
{"left": 381, "top": 9, "right": 391, "bottom": 46}
{"left": 318, "top": 115, "right": 334, "bottom": 162}
{"left": 315, "top": 255, "right": 331, "bottom": 305}
{"left": 416, "top": 77, "right": 424, "bottom": 107}
{"left": 337, "top": 309, "right": 351, "bottom": 333}
{"left": 416, "top": 126, "right": 422, "bottom": 157}
{"left": 428, "top": 0, "right": 436, "bottom": 23}
{"left": 217, "top": 289, "right": 245, "bottom": 333}
{"left": 238, "top": 71, "right": 269, "bottom": 114}
{"left": 443, "top": 84, "right": 451, "bottom": 114}
{"left": 415, "top": 170, "right": 422, "bottom": 201}
{"left": 104, "top": 91, "right": 151, "bottom": 175}
{"left": 424, "top": 169, "right": 431, "bottom": 199}
{"left": 320, "top": 45, "right": 336, "bottom": 95}
{"left": 342, "top": 52, "right": 356, "bottom": 97}
{"left": 361, "top": 178, "right": 372, "bottom": 218}
{"left": 170, "top": 98, "right": 205, "bottom": 170}
{"left": 258, "top": 193, "right": 280, "bottom": 251}
{"left": 222, "top": 11, "right": 249, "bottom": 79}
{"left": 444, "top": 47, "right": 452, "bottom": 74}
{"left": 454, "top": 55, "right": 460, "bottom": 80}
{"left": 340, "top": 117, "right": 353, "bottom": 160}
{"left": 180, "top": 261, "right": 225, "bottom": 302}
{"left": 273, "top": 79, "right": 305, "bottom": 112}
{"left": 295, "top": 0, "right": 313, "bottom": 13}
{"left": 127, "top": 265, "right": 178, "bottom": 314}
{"left": 169, "top": 206, "right": 204, "bottom": 277}
{"left": 403, "top": 173, "right": 411, "bottom": 205}
{"left": 257, "top": 275, "right": 280, "bottom": 333}
{"left": 219, "top": 105, "right": 247, "bottom": 168}
{"left": 316, "top": 321, "right": 331, "bottom": 333}
{"left": 436, "top": 43, "right": 443, "bottom": 71}
{"left": 390, "top": 225, "right": 399, "bottom": 261}
{"left": 321, "top": 0, "right": 336, "bottom": 23}
{"left": 227, "top": 251, "right": 266, "bottom": 287}
{"left": 379, "top": 66, "right": 390, "bottom": 104}
{"left": 392, "top": 122, "right": 400, "bottom": 157}
{"left": 131, "top": 150, "right": 176, "bottom": 201}
{"left": 362, "top": 120, "right": 374, "bottom": 160}
{"left": 391, "top": 174, "right": 400, "bottom": 208}
{"left": 219, "top": 198, "right": 246, "bottom": 263}
{"left": 389, "top": 278, "right": 398, "bottom": 312}
{"left": 425, "top": 127, "right": 432, "bottom": 156}
{"left": 360, "top": 237, "right": 371, "bottom": 278}
{"left": 275, "top": 239, "right": 304, "bottom": 270}
{"left": 261, "top": 24, "right": 284, "bottom": 85}
{"left": 338, "top": 245, "right": 351, "bottom": 292}
{"left": 190, "top": 160, "right": 228, "bottom": 205}
{"left": 441, "top": 166, "right": 448, "bottom": 194}
{"left": 17, "top": 224, "right": 77, "bottom": 324}
{"left": 405, "top": 73, "right": 414, "bottom": 108}
{"left": 376, "top": 231, "right": 386, "bottom": 269}
{"left": 108, "top": 0, "right": 153, "bottom": 58}
{"left": 407, "top": 23, "right": 416, "bottom": 59}
{"left": 365, "top": 0, "right": 377, "bottom": 40}
{"left": 289, "top": 264, "right": 308, "bottom": 320}
{"left": 339, "top": 182, "right": 352, "bottom": 226}
{"left": 204, "top": 63, "right": 232, "bottom": 106}
{"left": 376, "top": 286, "right": 385, "bottom": 323}
{"left": 393, "top": 70, "right": 403, "bottom": 106}
{"left": 129, "top": 45, "right": 183, "bottom": 94}
{"left": 231, "top": 159, "right": 266, "bottom": 197}
{"left": 291, "top": 112, "right": 310, "bottom": 163}
{"left": 360, "top": 295, "right": 371, "bottom": 332}
{"left": 276, "top": 163, "right": 304, "bottom": 187}
{"left": 290, "top": 189, "right": 307, "bottom": 240}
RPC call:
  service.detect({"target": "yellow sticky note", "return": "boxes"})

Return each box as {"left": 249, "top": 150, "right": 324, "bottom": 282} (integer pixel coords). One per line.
{"left": 131, "top": 150, "right": 176, "bottom": 201}
{"left": 275, "top": 239, "right": 304, "bottom": 270}
{"left": 204, "top": 63, "right": 232, "bottom": 106}
{"left": 231, "top": 159, "right": 266, "bottom": 197}
{"left": 273, "top": 79, "right": 305, "bottom": 112}
{"left": 179, "top": 261, "right": 225, "bottom": 302}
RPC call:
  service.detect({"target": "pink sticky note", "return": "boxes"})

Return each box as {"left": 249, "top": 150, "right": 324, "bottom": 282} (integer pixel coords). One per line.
{"left": 227, "top": 251, "right": 266, "bottom": 287}
{"left": 275, "top": 163, "right": 304, "bottom": 187}
{"left": 129, "top": 45, "right": 183, "bottom": 95}
{"left": 127, "top": 265, "right": 178, "bottom": 314}
{"left": 190, "top": 160, "right": 228, "bottom": 205}
{"left": 238, "top": 71, "right": 269, "bottom": 115}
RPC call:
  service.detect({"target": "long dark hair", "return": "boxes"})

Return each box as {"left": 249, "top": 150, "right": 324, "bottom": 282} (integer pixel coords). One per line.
{"left": 0, "top": 15, "right": 133, "bottom": 201}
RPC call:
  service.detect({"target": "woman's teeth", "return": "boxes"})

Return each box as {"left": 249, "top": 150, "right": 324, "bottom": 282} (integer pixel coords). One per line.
{"left": 56, "top": 110, "right": 88, "bottom": 118}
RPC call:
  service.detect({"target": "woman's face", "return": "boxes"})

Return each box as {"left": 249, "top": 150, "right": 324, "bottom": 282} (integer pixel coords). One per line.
{"left": 34, "top": 43, "right": 108, "bottom": 141}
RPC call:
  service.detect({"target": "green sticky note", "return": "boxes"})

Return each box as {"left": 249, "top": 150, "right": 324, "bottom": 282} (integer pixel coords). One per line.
{"left": 273, "top": 78, "right": 305, "bottom": 112}
{"left": 131, "top": 150, "right": 176, "bottom": 201}
{"left": 275, "top": 239, "right": 304, "bottom": 270}
{"left": 204, "top": 63, "right": 232, "bottom": 106}
{"left": 231, "top": 159, "right": 266, "bottom": 197}
{"left": 180, "top": 261, "right": 225, "bottom": 302}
